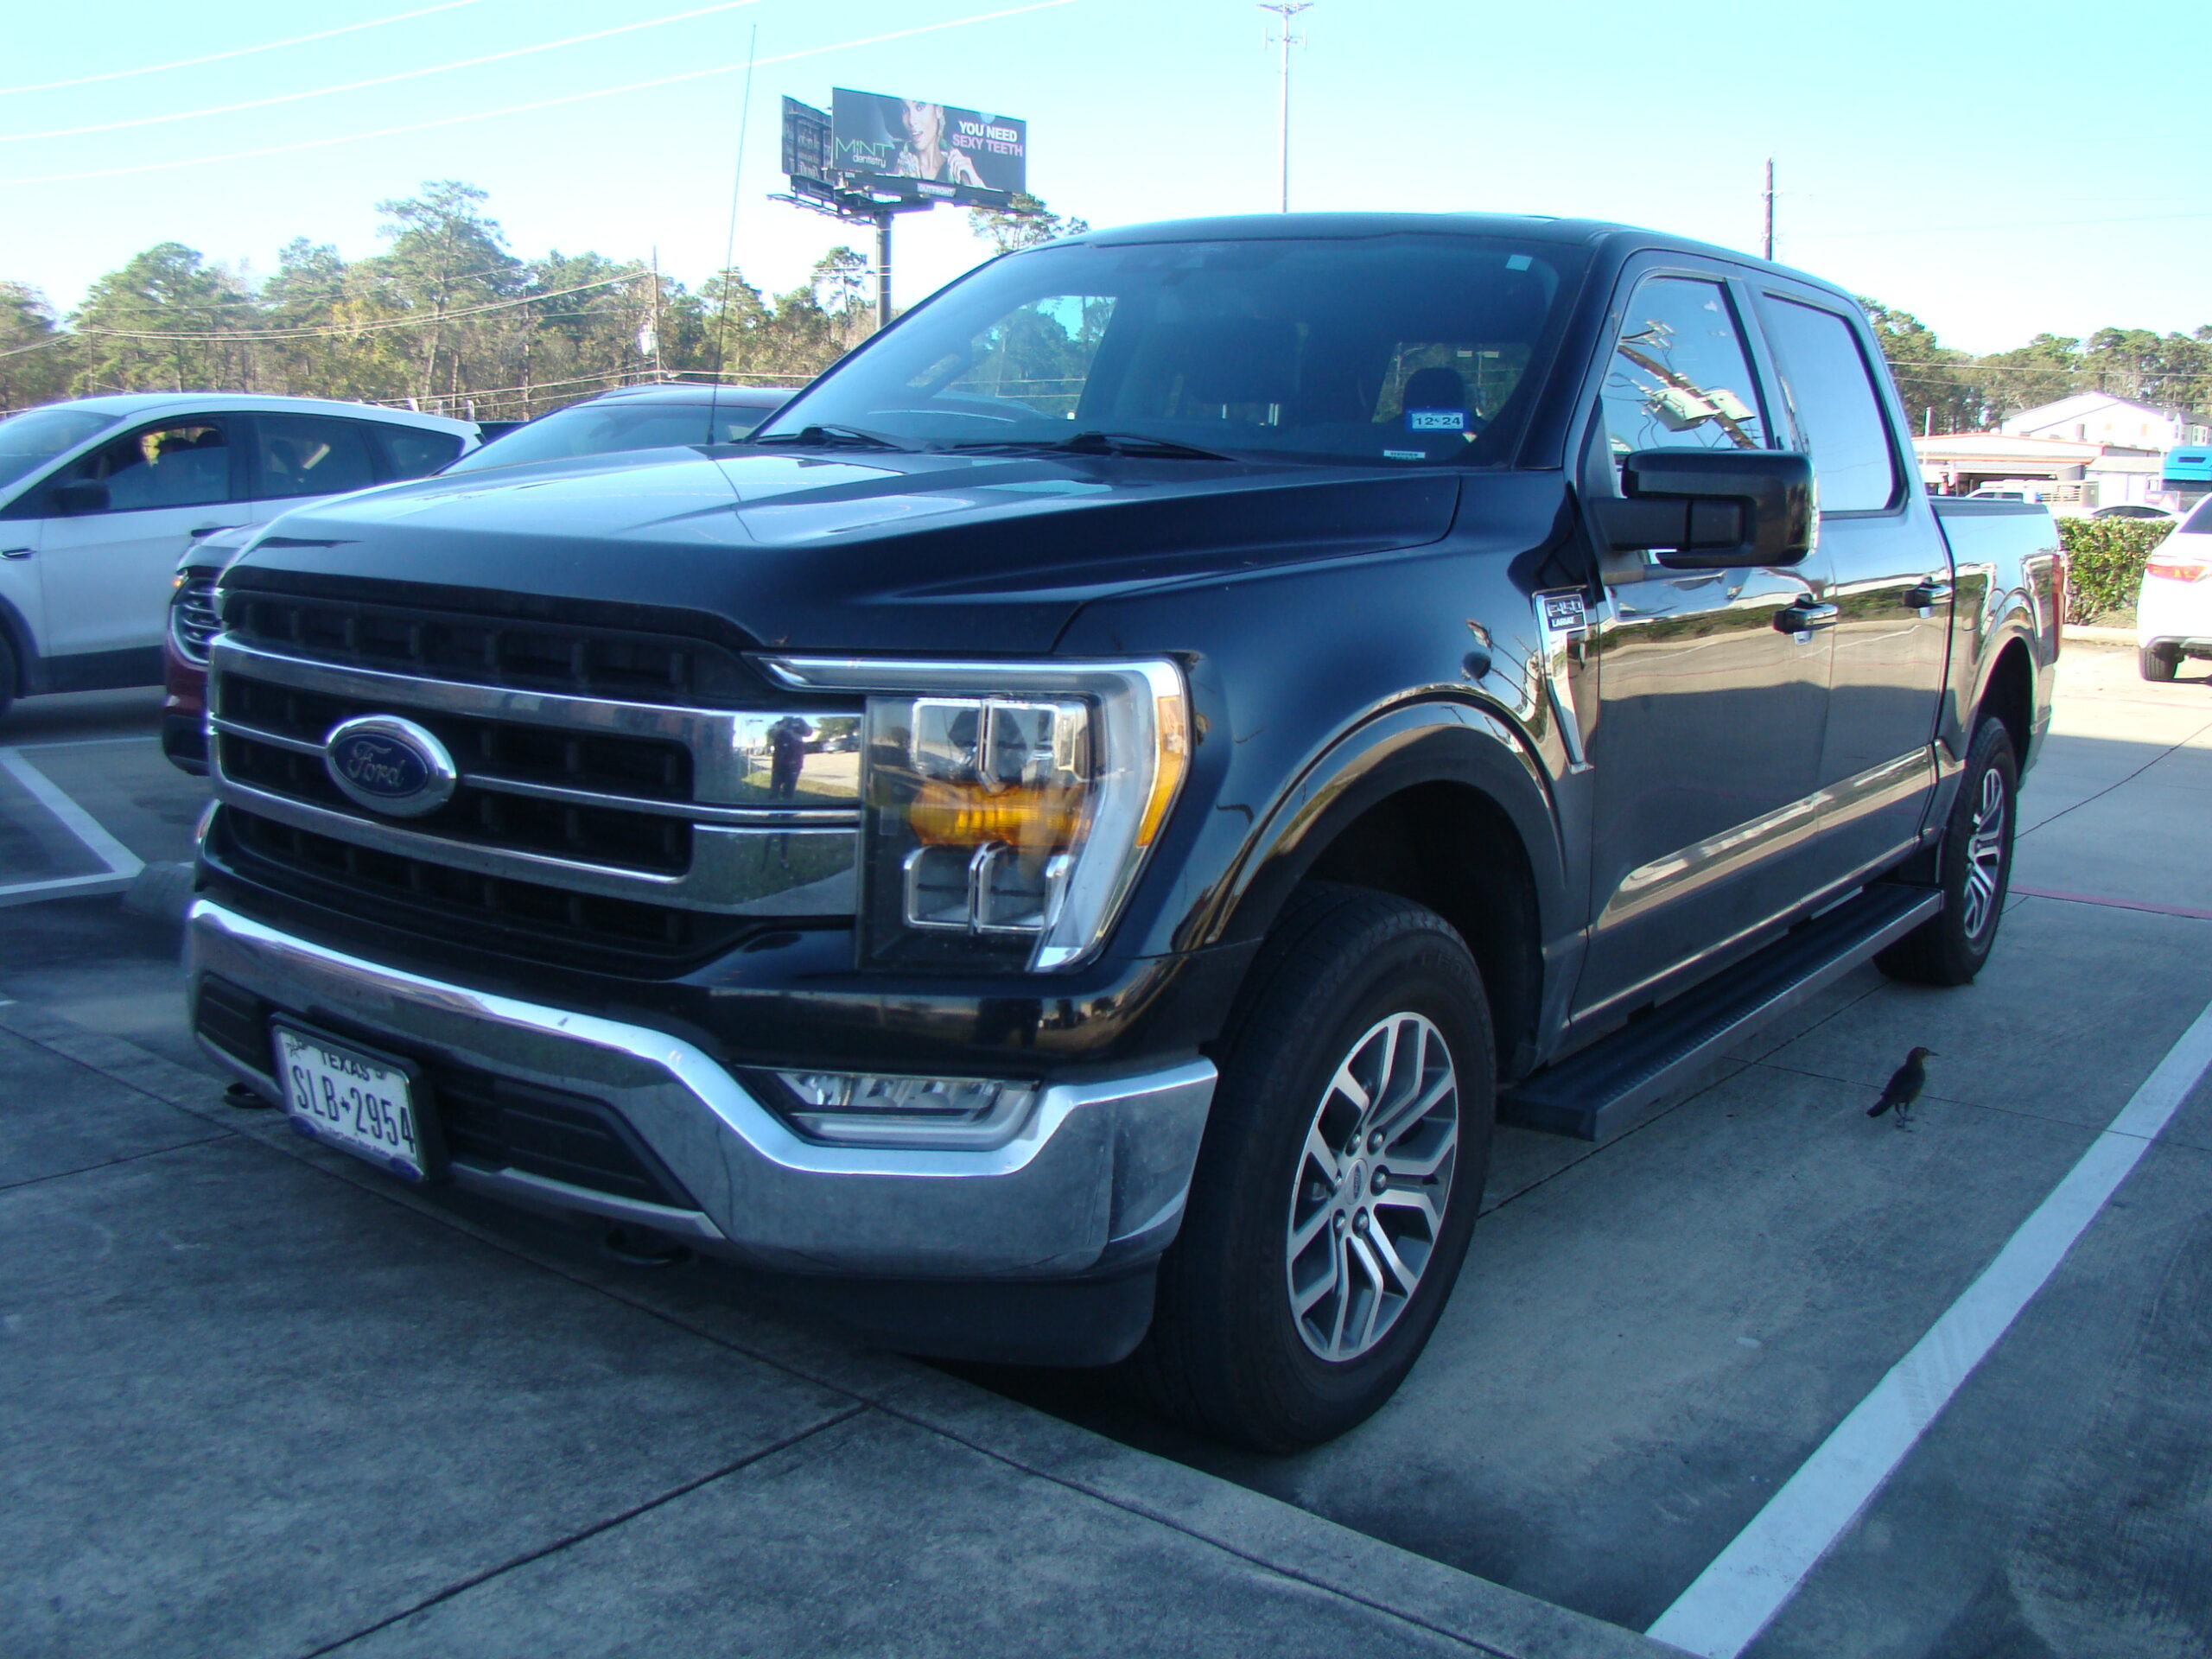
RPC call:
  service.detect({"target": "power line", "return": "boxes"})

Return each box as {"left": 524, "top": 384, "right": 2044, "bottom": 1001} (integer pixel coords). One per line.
{"left": 0, "top": 1, "right": 484, "bottom": 98}
{"left": 0, "top": 0, "right": 777, "bottom": 144}
{"left": 0, "top": 1, "right": 1079, "bottom": 188}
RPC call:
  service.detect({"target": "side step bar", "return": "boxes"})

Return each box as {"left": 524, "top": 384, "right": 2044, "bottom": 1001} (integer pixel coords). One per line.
{"left": 1499, "top": 884, "right": 1942, "bottom": 1143}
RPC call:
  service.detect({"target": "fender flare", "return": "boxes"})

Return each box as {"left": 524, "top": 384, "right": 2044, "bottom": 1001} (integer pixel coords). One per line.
{"left": 1195, "top": 696, "right": 1569, "bottom": 956}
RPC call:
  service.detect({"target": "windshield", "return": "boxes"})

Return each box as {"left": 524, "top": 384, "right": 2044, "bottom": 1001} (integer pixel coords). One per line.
{"left": 443, "top": 399, "right": 777, "bottom": 474}
{"left": 0, "top": 406, "right": 122, "bottom": 491}
{"left": 2185, "top": 496, "right": 2212, "bottom": 536}
{"left": 754, "top": 233, "right": 1588, "bottom": 467}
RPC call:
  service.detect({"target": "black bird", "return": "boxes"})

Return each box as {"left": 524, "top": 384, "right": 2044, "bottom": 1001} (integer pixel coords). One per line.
{"left": 1867, "top": 1046, "right": 1936, "bottom": 1128}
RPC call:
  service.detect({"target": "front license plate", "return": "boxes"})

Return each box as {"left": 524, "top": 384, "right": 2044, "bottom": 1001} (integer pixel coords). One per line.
{"left": 272, "top": 1025, "right": 435, "bottom": 1183}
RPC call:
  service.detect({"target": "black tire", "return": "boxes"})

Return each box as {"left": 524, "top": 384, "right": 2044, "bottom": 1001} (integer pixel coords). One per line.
{"left": 2139, "top": 645, "right": 2178, "bottom": 683}
{"left": 1133, "top": 883, "right": 1494, "bottom": 1450}
{"left": 1877, "top": 717, "right": 2018, "bottom": 987}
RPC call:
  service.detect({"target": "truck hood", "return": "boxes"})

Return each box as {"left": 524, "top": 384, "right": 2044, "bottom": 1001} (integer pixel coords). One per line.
{"left": 222, "top": 448, "right": 1461, "bottom": 655}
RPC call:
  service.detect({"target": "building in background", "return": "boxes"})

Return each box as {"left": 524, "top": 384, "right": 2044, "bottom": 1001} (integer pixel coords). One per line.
{"left": 1999, "top": 391, "right": 2210, "bottom": 451}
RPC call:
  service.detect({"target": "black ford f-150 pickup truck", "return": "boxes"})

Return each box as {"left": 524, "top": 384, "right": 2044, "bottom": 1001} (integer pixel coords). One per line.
{"left": 187, "top": 213, "right": 2057, "bottom": 1448}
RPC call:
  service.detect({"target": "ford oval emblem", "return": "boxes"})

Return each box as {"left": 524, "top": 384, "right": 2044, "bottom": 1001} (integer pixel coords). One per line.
{"left": 323, "top": 715, "right": 458, "bottom": 818}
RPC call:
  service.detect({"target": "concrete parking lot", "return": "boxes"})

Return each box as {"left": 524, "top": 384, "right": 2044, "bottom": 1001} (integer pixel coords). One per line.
{"left": 3, "top": 648, "right": 2209, "bottom": 1658}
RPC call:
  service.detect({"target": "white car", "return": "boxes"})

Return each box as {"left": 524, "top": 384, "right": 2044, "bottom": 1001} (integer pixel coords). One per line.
{"left": 2138, "top": 496, "right": 2212, "bottom": 681}
{"left": 0, "top": 394, "right": 476, "bottom": 721}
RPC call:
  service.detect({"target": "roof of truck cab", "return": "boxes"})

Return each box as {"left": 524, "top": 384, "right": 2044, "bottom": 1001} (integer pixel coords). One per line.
{"left": 1052, "top": 212, "right": 1852, "bottom": 296}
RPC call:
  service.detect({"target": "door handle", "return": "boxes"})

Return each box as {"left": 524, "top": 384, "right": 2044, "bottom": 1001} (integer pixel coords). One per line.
{"left": 188, "top": 524, "right": 242, "bottom": 539}
{"left": 1903, "top": 579, "right": 1953, "bottom": 610}
{"left": 0, "top": 547, "right": 30, "bottom": 560}
{"left": 1774, "top": 600, "right": 1839, "bottom": 637}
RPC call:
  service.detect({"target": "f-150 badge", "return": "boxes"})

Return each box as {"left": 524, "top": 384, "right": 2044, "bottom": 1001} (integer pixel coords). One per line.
{"left": 1541, "top": 593, "right": 1589, "bottom": 632}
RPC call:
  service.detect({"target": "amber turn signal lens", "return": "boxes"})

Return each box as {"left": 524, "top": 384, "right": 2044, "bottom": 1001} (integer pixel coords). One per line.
{"left": 909, "top": 780, "right": 1089, "bottom": 850}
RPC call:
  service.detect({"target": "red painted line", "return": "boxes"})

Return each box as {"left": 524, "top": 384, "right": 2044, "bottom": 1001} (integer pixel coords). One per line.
{"left": 2012, "top": 885, "right": 2212, "bottom": 922}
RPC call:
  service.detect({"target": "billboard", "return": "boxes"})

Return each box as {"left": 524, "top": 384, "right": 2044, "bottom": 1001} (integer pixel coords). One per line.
{"left": 780, "top": 96, "right": 834, "bottom": 185}
{"left": 831, "top": 88, "right": 1027, "bottom": 198}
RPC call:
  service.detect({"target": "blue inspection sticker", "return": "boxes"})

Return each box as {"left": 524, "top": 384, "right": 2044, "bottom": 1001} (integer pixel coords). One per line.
{"left": 1506, "top": 253, "right": 1532, "bottom": 270}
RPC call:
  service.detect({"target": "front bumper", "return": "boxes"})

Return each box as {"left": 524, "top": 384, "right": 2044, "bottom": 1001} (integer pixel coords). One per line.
{"left": 188, "top": 899, "right": 1217, "bottom": 1281}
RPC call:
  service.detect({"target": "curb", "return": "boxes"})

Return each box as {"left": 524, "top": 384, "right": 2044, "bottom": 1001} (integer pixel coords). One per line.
{"left": 121, "top": 860, "right": 196, "bottom": 924}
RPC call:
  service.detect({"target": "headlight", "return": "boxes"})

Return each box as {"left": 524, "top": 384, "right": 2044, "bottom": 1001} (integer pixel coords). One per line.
{"left": 761, "top": 658, "right": 1190, "bottom": 970}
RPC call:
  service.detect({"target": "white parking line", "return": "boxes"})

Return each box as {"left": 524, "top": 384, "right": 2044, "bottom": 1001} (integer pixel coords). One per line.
{"left": 1647, "top": 997, "right": 2212, "bottom": 1659}
{"left": 0, "top": 747, "right": 145, "bottom": 906}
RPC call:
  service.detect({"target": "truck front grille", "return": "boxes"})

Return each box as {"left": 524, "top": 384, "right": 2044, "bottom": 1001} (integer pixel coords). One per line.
{"left": 210, "top": 810, "right": 751, "bottom": 969}
{"left": 203, "top": 601, "right": 862, "bottom": 968}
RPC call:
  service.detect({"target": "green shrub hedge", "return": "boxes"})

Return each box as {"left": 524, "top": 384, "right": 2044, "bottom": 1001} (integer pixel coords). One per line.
{"left": 2057, "top": 517, "right": 2174, "bottom": 625}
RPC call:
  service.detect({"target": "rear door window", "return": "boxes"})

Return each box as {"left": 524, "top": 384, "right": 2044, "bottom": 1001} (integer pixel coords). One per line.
{"left": 1758, "top": 297, "right": 1902, "bottom": 512}
{"left": 253, "top": 416, "right": 378, "bottom": 501}
{"left": 56, "top": 420, "right": 235, "bottom": 511}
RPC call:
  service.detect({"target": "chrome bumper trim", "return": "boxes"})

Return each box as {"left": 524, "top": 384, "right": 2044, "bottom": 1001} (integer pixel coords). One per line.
{"left": 188, "top": 900, "right": 1217, "bottom": 1278}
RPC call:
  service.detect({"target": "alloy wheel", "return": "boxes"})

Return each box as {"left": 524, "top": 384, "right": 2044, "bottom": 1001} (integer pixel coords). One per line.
{"left": 1284, "top": 1010, "right": 1460, "bottom": 1362}
{"left": 1961, "top": 764, "right": 2009, "bottom": 941}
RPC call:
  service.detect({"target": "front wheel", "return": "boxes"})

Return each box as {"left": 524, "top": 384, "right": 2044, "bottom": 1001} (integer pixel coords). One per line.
{"left": 1878, "top": 716, "right": 2018, "bottom": 986}
{"left": 1133, "top": 885, "right": 1493, "bottom": 1450}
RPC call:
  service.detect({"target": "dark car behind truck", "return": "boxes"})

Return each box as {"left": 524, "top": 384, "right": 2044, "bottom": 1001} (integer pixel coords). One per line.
{"left": 186, "top": 213, "right": 2056, "bottom": 1448}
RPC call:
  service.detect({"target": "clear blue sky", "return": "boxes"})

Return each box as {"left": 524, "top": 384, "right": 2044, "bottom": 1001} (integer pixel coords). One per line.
{"left": 3, "top": 0, "right": 2205, "bottom": 357}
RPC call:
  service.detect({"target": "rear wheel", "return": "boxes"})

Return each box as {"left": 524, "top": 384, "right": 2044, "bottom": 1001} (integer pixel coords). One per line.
{"left": 1134, "top": 884, "right": 1493, "bottom": 1450}
{"left": 2139, "top": 645, "right": 2178, "bottom": 683}
{"left": 1878, "top": 716, "right": 2018, "bottom": 987}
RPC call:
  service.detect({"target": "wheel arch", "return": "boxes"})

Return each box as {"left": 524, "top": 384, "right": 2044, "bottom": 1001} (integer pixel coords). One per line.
{"left": 1975, "top": 631, "right": 2036, "bottom": 763}
{"left": 1195, "top": 701, "right": 1567, "bottom": 1082}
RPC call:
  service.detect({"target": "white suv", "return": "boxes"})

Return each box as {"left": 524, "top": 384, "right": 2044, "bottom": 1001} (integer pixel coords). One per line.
{"left": 2138, "top": 496, "right": 2212, "bottom": 682}
{"left": 0, "top": 395, "right": 476, "bottom": 719}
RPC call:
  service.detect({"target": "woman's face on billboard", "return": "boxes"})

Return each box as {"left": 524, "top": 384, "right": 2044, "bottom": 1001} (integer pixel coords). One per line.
{"left": 901, "top": 100, "right": 944, "bottom": 147}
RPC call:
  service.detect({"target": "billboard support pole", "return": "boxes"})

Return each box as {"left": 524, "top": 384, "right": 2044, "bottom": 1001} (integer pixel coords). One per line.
{"left": 875, "top": 209, "right": 894, "bottom": 334}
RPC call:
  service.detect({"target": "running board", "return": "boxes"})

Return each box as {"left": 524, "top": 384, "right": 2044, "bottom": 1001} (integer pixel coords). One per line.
{"left": 1499, "top": 885, "right": 1942, "bottom": 1143}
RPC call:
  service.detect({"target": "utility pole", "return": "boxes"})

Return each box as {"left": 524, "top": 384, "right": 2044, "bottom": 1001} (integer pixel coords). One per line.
{"left": 1259, "top": 2, "right": 1313, "bottom": 213}
{"left": 1762, "top": 157, "right": 1776, "bottom": 262}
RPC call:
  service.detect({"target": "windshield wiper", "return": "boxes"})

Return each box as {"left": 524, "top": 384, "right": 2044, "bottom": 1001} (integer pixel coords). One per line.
{"left": 752, "top": 423, "right": 921, "bottom": 453}
{"left": 951, "top": 430, "right": 1232, "bottom": 461}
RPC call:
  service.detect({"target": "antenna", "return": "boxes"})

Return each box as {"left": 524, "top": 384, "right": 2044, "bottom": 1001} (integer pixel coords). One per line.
{"left": 709, "top": 23, "right": 760, "bottom": 445}
{"left": 1259, "top": 2, "right": 1313, "bottom": 213}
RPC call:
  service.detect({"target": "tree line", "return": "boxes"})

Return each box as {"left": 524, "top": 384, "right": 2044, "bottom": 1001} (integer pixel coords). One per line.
{"left": 1862, "top": 302, "right": 2212, "bottom": 434}
{"left": 0, "top": 181, "right": 1084, "bottom": 421}
{"left": 1, "top": 180, "right": 2202, "bottom": 435}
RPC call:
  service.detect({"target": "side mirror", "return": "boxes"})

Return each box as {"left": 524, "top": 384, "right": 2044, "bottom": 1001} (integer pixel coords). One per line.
{"left": 1590, "top": 449, "right": 1814, "bottom": 569}
{"left": 49, "top": 481, "right": 111, "bottom": 516}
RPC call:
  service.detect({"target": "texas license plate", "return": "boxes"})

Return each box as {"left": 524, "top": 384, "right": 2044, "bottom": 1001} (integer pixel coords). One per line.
{"left": 272, "top": 1025, "right": 435, "bottom": 1183}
